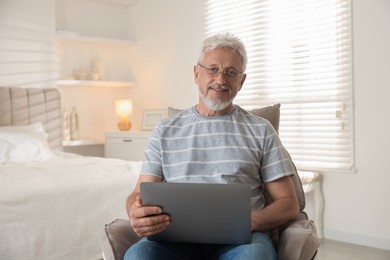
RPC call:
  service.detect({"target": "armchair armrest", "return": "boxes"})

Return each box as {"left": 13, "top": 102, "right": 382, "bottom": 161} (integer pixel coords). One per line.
{"left": 277, "top": 219, "right": 320, "bottom": 260}
{"left": 100, "top": 219, "right": 140, "bottom": 260}
{"left": 100, "top": 218, "right": 321, "bottom": 260}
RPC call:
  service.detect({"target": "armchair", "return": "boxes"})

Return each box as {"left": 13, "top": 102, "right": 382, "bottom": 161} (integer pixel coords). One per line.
{"left": 100, "top": 104, "right": 321, "bottom": 260}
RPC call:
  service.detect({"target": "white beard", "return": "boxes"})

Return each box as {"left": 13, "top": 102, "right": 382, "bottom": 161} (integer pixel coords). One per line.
{"left": 199, "top": 91, "right": 233, "bottom": 111}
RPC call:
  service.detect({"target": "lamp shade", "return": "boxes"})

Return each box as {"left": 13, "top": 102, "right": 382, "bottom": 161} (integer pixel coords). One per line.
{"left": 115, "top": 99, "right": 133, "bottom": 116}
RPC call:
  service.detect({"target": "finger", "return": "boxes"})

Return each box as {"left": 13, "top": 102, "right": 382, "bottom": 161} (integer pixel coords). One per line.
{"left": 134, "top": 195, "right": 142, "bottom": 208}
{"left": 136, "top": 221, "right": 170, "bottom": 237}
{"left": 132, "top": 213, "right": 170, "bottom": 231}
{"left": 131, "top": 205, "right": 163, "bottom": 219}
{"left": 134, "top": 215, "right": 170, "bottom": 237}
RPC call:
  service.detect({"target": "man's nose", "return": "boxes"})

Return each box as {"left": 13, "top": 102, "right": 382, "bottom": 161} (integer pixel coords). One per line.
{"left": 215, "top": 70, "right": 227, "bottom": 84}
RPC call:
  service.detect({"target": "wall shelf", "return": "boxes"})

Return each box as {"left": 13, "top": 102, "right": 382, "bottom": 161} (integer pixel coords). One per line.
{"left": 57, "top": 80, "right": 136, "bottom": 88}
{"left": 83, "top": 0, "right": 137, "bottom": 7}
{"left": 56, "top": 32, "right": 137, "bottom": 86}
{"left": 56, "top": 32, "right": 136, "bottom": 47}
{"left": 55, "top": 0, "right": 137, "bottom": 88}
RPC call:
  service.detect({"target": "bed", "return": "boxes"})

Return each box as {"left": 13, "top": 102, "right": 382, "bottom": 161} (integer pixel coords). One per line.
{"left": 0, "top": 87, "right": 141, "bottom": 260}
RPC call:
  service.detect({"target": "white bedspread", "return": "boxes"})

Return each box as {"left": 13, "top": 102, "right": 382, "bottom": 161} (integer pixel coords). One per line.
{"left": 0, "top": 153, "right": 141, "bottom": 260}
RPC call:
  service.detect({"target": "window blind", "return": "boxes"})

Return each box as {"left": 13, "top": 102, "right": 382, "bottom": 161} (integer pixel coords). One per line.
{"left": 0, "top": 0, "right": 57, "bottom": 89}
{"left": 204, "top": 0, "right": 354, "bottom": 172}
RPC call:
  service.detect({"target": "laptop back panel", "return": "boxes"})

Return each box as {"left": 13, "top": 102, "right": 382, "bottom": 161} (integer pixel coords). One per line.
{"left": 140, "top": 182, "right": 251, "bottom": 244}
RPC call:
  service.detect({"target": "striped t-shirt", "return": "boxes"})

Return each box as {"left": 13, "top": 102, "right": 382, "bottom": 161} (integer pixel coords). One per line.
{"left": 141, "top": 105, "right": 296, "bottom": 210}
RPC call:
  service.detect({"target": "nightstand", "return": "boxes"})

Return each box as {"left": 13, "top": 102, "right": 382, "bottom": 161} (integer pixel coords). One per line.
{"left": 63, "top": 139, "right": 104, "bottom": 157}
{"left": 105, "top": 131, "right": 151, "bottom": 161}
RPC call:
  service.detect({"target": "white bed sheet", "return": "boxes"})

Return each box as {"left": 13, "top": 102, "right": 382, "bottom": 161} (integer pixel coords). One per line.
{"left": 0, "top": 152, "right": 141, "bottom": 260}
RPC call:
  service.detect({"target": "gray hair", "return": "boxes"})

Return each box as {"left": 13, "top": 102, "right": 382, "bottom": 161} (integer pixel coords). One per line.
{"left": 198, "top": 32, "right": 247, "bottom": 72}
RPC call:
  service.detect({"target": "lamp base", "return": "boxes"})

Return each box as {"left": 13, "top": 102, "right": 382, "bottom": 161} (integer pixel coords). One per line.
{"left": 118, "top": 116, "right": 132, "bottom": 131}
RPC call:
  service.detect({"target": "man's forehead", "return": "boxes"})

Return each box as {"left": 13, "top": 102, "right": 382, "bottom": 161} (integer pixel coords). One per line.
{"left": 202, "top": 48, "right": 243, "bottom": 66}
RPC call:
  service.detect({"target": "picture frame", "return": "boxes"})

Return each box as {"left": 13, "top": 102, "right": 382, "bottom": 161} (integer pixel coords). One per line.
{"left": 141, "top": 109, "right": 167, "bottom": 130}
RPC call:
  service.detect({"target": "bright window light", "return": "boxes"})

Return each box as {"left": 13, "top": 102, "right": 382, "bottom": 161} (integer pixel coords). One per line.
{"left": 204, "top": 0, "right": 353, "bottom": 172}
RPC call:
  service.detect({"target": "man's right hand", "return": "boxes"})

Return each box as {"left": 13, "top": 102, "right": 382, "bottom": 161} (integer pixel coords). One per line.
{"left": 129, "top": 195, "right": 171, "bottom": 237}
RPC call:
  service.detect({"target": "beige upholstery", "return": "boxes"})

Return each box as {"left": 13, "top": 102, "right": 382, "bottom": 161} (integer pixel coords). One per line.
{"left": 298, "top": 171, "right": 324, "bottom": 239}
{"left": 100, "top": 104, "right": 320, "bottom": 260}
{"left": 0, "top": 87, "right": 62, "bottom": 149}
{"left": 168, "top": 103, "right": 280, "bottom": 132}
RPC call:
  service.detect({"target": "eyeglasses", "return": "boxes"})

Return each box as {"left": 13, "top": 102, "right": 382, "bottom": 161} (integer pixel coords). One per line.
{"left": 197, "top": 63, "right": 243, "bottom": 79}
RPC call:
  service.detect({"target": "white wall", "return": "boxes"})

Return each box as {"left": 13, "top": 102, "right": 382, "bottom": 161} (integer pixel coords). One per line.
{"left": 130, "top": 0, "right": 390, "bottom": 250}
{"left": 320, "top": 0, "right": 390, "bottom": 249}
{"left": 128, "top": 0, "right": 202, "bottom": 115}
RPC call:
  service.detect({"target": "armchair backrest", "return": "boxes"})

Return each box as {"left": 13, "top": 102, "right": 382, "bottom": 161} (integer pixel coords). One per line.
{"left": 290, "top": 164, "right": 306, "bottom": 211}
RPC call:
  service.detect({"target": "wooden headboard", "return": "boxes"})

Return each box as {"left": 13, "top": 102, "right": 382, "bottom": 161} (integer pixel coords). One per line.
{"left": 0, "top": 87, "right": 62, "bottom": 149}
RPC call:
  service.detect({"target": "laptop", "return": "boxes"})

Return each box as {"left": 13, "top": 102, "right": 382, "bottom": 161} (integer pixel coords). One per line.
{"left": 140, "top": 182, "right": 252, "bottom": 245}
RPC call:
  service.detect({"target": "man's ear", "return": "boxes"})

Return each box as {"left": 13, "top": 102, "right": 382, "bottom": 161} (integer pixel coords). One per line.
{"left": 239, "top": 73, "right": 247, "bottom": 91}
{"left": 194, "top": 65, "right": 199, "bottom": 84}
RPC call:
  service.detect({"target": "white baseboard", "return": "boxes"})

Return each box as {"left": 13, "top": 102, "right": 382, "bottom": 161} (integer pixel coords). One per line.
{"left": 324, "top": 228, "right": 390, "bottom": 251}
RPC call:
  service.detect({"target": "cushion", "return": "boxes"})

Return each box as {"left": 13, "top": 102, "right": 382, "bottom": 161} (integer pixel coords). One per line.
{"left": 0, "top": 122, "right": 45, "bottom": 133}
{"left": 100, "top": 219, "right": 140, "bottom": 260}
{"left": 277, "top": 219, "right": 320, "bottom": 260}
{"left": 167, "top": 107, "right": 183, "bottom": 117}
{"left": 168, "top": 103, "right": 281, "bottom": 132}
{"left": 250, "top": 104, "right": 280, "bottom": 132}
{"left": 0, "top": 123, "right": 53, "bottom": 164}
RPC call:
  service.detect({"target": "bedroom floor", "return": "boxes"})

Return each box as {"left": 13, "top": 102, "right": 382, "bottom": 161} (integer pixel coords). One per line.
{"left": 316, "top": 239, "right": 390, "bottom": 260}
{"left": 96, "top": 239, "right": 390, "bottom": 259}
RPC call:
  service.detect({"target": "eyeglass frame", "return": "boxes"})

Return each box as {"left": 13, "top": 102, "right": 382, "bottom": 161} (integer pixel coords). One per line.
{"left": 197, "top": 63, "right": 244, "bottom": 79}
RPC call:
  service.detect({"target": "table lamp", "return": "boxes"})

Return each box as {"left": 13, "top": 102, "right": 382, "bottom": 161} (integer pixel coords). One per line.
{"left": 115, "top": 99, "right": 133, "bottom": 131}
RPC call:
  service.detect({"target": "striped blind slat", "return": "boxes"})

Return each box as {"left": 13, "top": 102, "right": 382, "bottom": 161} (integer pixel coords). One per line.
{"left": 204, "top": 0, "right": 354, "bottom": 172}
{"left": 0, "top": 0, "right": 57, "bottom": 88}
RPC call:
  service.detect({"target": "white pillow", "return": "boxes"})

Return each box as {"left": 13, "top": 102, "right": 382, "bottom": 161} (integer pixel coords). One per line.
{"left": 0, "top": 122, "right": 45, "bottom": 133}
{"left": 0, "top": 127, "right": 53, "bottom": 164}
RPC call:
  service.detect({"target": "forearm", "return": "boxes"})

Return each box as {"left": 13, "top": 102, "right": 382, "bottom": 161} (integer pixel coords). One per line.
{"left": 252, "top": 197, "right": 299, "bottom": 232}
{"left": 251, "top": 176, "right": 300, "bottom": 232}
